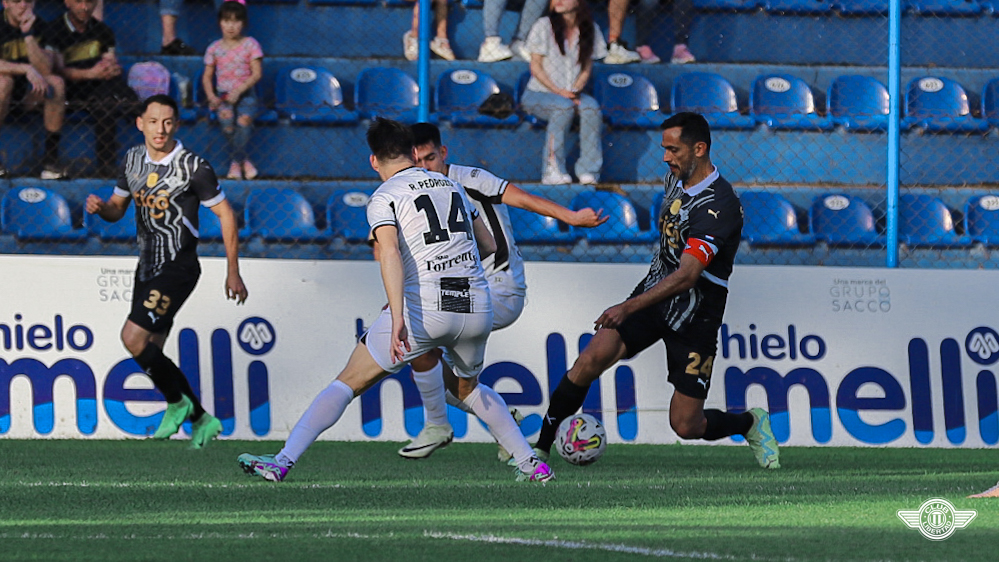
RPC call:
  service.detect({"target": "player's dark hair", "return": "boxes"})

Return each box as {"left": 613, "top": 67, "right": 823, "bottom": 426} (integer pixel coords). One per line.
{"left": 219, "top": 0, "right": 247, "bottom": 22}
{"left": 410, "top": 122, "right": 442, "bottom": 149}
{"left": 140, "top": 94, "right": 179, "bottom": 117}
{"left": 661, "top": 112, "right": 712, "bottom": 153}
{"left": 549, "top": 0, "right": 594, "bottom": 66}
{"left": 367, "top": 117, "right": 415, "bottom": 161}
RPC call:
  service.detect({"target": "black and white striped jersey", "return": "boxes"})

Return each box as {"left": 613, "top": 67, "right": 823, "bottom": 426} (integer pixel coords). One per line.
{"left": 113, "top": 141, "right": 224, "bottom": 282}
{"left": 639, "top": 168, "right": 743, "bottom": 330}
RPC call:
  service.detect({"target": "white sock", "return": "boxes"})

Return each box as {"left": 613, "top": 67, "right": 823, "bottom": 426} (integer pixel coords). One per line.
{"left": 462, "top": 385, "right": 535, "bottom": 472}
{"left": 445, "top": 389, "right": 474, "bottom": 414}
{"left": 412, "top": 361, "right": 449, "bottom": 427}
{"left": 277, "top": 380, "right": 354, "bottom": 465}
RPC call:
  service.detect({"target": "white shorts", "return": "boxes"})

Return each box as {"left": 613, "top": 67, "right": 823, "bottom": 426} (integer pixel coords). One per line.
{"left": 488, "top": 271, "right": 527, "bottom": 331}
{"left": 364, "top": 306, "right": 493, "bottom": 379}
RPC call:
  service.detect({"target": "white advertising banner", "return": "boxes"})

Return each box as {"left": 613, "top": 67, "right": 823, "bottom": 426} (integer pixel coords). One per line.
{"left": 1, "top": 255, "right": 997, "bottom": 449}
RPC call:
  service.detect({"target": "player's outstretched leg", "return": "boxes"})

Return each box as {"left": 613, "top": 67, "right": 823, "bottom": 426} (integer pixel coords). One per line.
{"left": 462, "top": 384, "right": 553, "bottom": 483}
{"left": 237, "top": 453, "right": 290, "bottom": 482}
{"left": 398, "top": 423, "right": 454, "bottom": 459}
{"left": 745, "top": 408, "right": 781, "bottom": 469}
{"left": 969, "top": 481, "right": 999, "bottom": 498}
{"left": 152, "top": 395, "right": 193, "bottom": 440}
{"left": 496, "top": 407, "right": 524, "bottom": 463}
{"left": 190, "top": 413, "right": 223, "bottom": 449}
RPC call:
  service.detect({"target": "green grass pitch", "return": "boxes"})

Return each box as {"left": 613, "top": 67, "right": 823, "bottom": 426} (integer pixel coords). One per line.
{"left": 1, "top": 439, "right": 996, "bottom": 561}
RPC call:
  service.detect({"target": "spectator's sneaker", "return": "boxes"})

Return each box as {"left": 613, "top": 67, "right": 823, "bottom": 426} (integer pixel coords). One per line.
{"left": 152, "top": 395, "right": 193, "bottom": 440}
{"left": 969, "top": 481, "right": 999, "bottom": 498}
{"left": 0, "top": 161, "right": 9, "bottom": 178}
{"left": 497, "top": 407, "right": 525, "bottom": 462}
{"left": 541, "top": 171, "right": 572, "bottom": 185}
{"left": 398, "top": 423, "right": 454, "bottom": 459}
{"left": 514, "top": 457, "right": 555, "bottom": 483}
{"left": 506, "top": 447, "right": 550, "bottom": 467}
{"left": 237, "top": 453, "right": 290, "bottom": 482}
{"left": 430, "top": 37, "right": 456, "bottom": 61}
{"left": 227, "top": 161, "right": 243, "bottom": 180}
{"left": 242, "top": 160, "right": 258, "bottom": 180}
{"left": 604, "top": 40, "right": 641, "bottom": 64}
{"left": 189, "top": 413, "right": 222, "bottom": 450}
{"left": 403, "top": 31, "right": 418, "bottom": 61}
{"left": 478, "top": 36, "right": 513, "bottom": 62}
{"left": 161, "top": 38, "right": 197, "bottom": 56}
{"left": 636, "top": 45, "right": 661, "bottom": 64}
{"left": 670, "top": 44, "right": 697, "bottom": 65}
{"left": 746, "top": 407, "right": 781, "bottom": 469}
{"left": 40, "top": 161, "right": 69, "bottom": 180}
{"left": 577, "top": 173, "right": 598, "bottom": 185}
{"left": 510, "top": 39, "right": 530, "bottom": 61}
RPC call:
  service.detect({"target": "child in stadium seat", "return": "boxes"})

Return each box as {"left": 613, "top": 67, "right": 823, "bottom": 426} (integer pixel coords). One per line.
{"left": 403, "top": 0, "right": 456, "bottom": 61}
{"left": 202, "top": 0, "right": 263, "bottom": 180}
{"left": 520, "top": 0, "right": 606, "bottom": 185}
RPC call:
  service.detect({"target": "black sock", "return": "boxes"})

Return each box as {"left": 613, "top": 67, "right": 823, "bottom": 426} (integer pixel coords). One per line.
{"left": 134, "top": 344, "right": 206, "bottom": 421}
{"left": 44, "top": 132, "right": 61, "bottom": 164}
{"left": 536, "top": 376, "right": 591, "bottom": 453}
{"left": 701, "top": 410, "right": 754, "bottom": 441}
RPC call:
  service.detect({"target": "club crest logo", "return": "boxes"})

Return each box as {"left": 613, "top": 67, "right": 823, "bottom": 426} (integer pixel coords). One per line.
{"left": 897, "top": 498, "right": 976, "bottom": 540}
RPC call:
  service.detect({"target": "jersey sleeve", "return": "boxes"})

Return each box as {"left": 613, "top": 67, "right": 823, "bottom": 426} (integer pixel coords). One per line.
{"left": 455, "top": 166, "right": 506, "bottom": 203}
{"left": 191, "top": 156, "right": 225, "bottom": 206}
{"left": 366, "top": 191, "right": 397, "bottom": 236}
{"left": 684, "top": 197, "right": 741, "bottom": 264}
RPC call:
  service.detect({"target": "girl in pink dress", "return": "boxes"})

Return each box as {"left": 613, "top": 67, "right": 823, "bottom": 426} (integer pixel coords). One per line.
{"left": 202, "top": 1, "right": 263, "bottom": 179}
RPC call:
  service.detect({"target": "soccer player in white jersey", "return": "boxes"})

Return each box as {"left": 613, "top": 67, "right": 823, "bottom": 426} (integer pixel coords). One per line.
{"left": 397, "top": 122, "right": 608, "bottom": 461}
{"left": 238, "top": 118, "right": 554, "bottom": 483}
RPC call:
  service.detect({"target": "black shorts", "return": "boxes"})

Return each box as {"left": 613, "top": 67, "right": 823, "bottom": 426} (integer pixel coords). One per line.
{"left": 615, "top": 291, "right": 726, "bottom": 401}
{"left": 128, "top": 267, "right": 200, "bottom": 334}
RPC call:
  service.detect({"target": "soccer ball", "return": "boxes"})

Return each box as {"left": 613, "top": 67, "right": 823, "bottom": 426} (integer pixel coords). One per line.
{"left": 555, "top": 413, "right": 607, "bottom": 466}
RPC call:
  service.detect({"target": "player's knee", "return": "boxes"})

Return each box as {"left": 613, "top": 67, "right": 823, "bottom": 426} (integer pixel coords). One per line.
{"left": 670, "top": 416, "right": 705, "bottom": 440}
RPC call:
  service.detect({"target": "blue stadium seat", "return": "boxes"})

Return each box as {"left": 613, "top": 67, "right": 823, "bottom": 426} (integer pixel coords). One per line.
{"left": 963, "top": 194, "right": 999, "bottom": 246}
{"left": 592, "top": 72, "right": 665, "bottom": 128}
{"left": 275, "top": 66, "right": 359, "bottom": 124}
{"left": 434, "top": 69, "right": 520, "bottom": 127}
{"left": 244, "top": 187, "right": 329, "bottom": 242}
{"left": 908, "top": 0, "right": 981, "bottom": 14}
{"left": 461, "top": 0, "right": 485, "bottom": 6}
{"left": 898, "top": 193, "right": 972, "bottom": 248}
{"left": 198, "top": 204, "right": 225, "bottom": 241}
{"left": 356, "top": 67, "right": 423, "bottom": 124}
{"left": 764, "top": 0, "right": 832, "bottom": 14}
{"left": 508, "top": 207, "right": 578, "bottom": 244}
{"left": 650, "top": 190, "right": 667, "bottom": 234}
{"left": 309, "top": 0, "right": 379, "bottom": 4}
{"left": 739, "top": 191, "right": 817, "bottom": 246}
{"left": 670, "top": 72, "right": 755, "bottom": 130}
{"left": 326, "top": 189, "right": 374, "bottom": 242}
{"left": 980, "top": 78, "right": 999, "bottom": 128}
{"left": 832, "top": 0, "right": 889, "bottom": 13}
{"left": 808, "top": 193, "right": 885, "bottom": 247}
{"left": 84, "top": 187, "right": 136, "bottom": 241}
{"left": 1, "top": 186, "right": 87, "bottom": 241}
{"left": 827, "top": 75, "right": 895, "bottom": 132}
{"left": 570, "top": 191, "right": 656, "bottom": 244}
{"left": 902, "top": 76, "right": 990, "bottom": 133}
{"left": 692, "top": 0, "right": 761, "bottom": 10}
{"left": 751, "top": 74, "right": 834, "bottom": 131}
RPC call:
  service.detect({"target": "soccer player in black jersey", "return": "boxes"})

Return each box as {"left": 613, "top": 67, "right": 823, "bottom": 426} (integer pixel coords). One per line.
{"left": 86, "top": 94, "right": 248, "bottom": 449}
{"left": 535, "top": 112, "right": 781, "bottom": 469}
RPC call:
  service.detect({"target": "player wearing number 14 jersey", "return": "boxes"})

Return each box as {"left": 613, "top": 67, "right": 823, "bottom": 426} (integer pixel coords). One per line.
{"left": 86, "top": 94, "right": 248, "bottom": 449}
{"left": 237, "top": 118, "right": 553, "bottom": 483}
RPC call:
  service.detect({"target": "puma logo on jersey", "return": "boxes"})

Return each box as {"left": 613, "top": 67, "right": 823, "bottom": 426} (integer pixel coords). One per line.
{"left": 707, "top": 209, "right": 719, "bottom": 219}
{"left": 148, "top": 311, "right": 158, "bottom": 324}
{"left": 697, "top": 378, "right": 708, "bottom": 389}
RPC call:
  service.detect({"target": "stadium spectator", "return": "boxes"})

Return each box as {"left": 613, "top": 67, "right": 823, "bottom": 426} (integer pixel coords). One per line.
{"left": 604, "top": 0, "right": 696, "bottom": 64}
{"left": 237, "top": 118, "right": 553, "bottom": 484}
{"left": 477, "top": 0, "right": 546, "bottom": 62}
{"left": 403, "top": 0, "right": 455, "bottom": 61}
{"left": 85, "top": 94, "right": 248, "bottom": 450}
{"left": 203, "top": 0, "right": 262, "bottom": 180}
{"left": 159, "top": 0, "right": 232, "bottom": 55}
{"left": 520, "top": 0, "right": 606, "bottom": 185}
{"left": 532, "top": 112, "right": 781, "bottom": 470}
{"left": 0, "top": 0, "right": 68, "bottom": 178}
{"left": 397, "top": 122, "right": 608, "bottom": 460}
{"left": 46, "top": 0, "right": 139, "bottom": 178}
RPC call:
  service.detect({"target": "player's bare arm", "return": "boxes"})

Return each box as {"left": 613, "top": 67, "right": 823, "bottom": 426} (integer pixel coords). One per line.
{"left": 501, "top": 183, "right": 607, "bottom": 228}
{"left": 211, "top": 199, "right": 248, "bottom": 304}
{"left": 373, "top": 224, "right": 410, "bottom": 363}
{"left": 471, "top": 215, "right": 496, "bottom": 257}
{"left": 85, "top": 192, "right": 130, "bottom": 222}
{"left": 594, "top": 253, "right": 706, "bottom": 330}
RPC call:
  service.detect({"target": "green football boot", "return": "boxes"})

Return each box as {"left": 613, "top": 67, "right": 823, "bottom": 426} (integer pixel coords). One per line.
{"left": 745, "top": 407, "right": 781, "bottom": 469}
{"left": 152, "top": 396, "right": 193, "bottom": 440}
